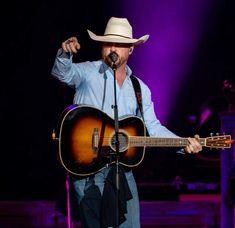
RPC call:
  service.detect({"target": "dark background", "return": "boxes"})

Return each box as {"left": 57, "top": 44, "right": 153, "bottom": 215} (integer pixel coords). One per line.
{"left": 0, "top": 0, "right": 234, "bottom": 200}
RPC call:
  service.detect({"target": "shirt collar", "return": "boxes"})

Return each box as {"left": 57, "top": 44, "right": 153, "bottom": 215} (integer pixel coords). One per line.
{"left": 99, "top": 60, "right": 132, "bottom": 78}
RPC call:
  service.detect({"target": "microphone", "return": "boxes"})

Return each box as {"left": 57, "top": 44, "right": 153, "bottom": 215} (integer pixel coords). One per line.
{"left": 109, "top": 52, "right": 118, "bottom": 63}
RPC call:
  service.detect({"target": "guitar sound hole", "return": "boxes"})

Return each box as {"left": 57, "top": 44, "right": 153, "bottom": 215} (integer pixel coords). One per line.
{"left": 110, "top": 132, "right": 128, "bottom": 152}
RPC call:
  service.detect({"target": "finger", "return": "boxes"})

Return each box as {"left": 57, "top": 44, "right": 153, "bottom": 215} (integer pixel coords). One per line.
{"left": 62, "top": 37, "right": 80, "bottom": 53}
{"left": 192, "top": 136, "right": 202, "bottom": 152}
{"left": 186, "top": 144, "right": 194, "bottom": 153}
{"left": 186, "top": 138, "right": 200, "bottom": 153}
{"left": 64, "top": 43, "right": 73, "bottom": 53}
{"left": 66, "top": 43, "right": 77, "bottom": 53}
{"left": 70, "top": 43, "right": 80, "bottom": 53}
{"left": 75, "top": 42, "right": 81, "bottom": 50}
{"left": 62, "top": 42, "right": 77, "bottom": 53}
{"left": 68, "top": 37, "right": 78, "bottom": 43}
{"left": 64, "top": 37, "right": 78, "bottom": 44}
{"left": 189, "top": 141, "right": 202, "bottom": 153}
{"left": 194, "top": 134, "right": 200, "bottom": 139}
{"left": 62, "top": 41, "right": 69, "bottom": 52}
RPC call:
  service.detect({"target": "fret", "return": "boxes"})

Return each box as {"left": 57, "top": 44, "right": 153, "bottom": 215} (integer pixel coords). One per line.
{"left": 129, "top": 136, "right": 229, "bottom": 148}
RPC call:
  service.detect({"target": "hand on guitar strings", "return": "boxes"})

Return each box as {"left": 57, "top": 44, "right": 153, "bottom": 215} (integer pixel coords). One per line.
{"left": 184, "top": 134, "right": 202, "bottom": 154}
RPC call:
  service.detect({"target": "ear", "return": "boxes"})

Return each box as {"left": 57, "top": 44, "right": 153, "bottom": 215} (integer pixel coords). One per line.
{"left": 129, "top": 47, "right": 134, "bottom": 55}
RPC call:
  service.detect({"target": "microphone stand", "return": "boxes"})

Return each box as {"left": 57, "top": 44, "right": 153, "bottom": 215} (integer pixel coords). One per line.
{"left": 110, "top": 59, "right": 120, "bottom": 228}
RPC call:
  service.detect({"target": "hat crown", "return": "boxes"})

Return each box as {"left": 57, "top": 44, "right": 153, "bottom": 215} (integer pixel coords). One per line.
{"left": 104, "top": 17, "right": 133, "bottom": 39}
{"left": 87, "top": 17, "right": 149, "bottom": 46}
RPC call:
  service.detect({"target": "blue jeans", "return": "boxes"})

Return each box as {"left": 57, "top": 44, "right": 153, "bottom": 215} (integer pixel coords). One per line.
{"left": 72, "top": 166, "right": 140, "bottom": 228}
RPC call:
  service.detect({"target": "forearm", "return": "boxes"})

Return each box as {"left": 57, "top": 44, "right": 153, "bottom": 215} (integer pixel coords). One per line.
{"left": 51, "top": 49, "right": 75, "bottom": 85}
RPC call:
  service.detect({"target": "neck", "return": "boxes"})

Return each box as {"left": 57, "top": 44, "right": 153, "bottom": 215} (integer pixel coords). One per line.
{"left": 115, "top": 65, "right": 127, "bottom": 87}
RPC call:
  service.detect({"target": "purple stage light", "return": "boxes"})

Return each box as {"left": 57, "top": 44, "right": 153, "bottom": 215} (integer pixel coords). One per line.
{"left": 120, "top": 0, "right": 214, "bottom": 124}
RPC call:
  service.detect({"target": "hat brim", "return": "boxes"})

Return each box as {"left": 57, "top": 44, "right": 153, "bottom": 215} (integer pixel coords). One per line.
{"left": 87, "top": 30, "right": 149, "bottom": 46}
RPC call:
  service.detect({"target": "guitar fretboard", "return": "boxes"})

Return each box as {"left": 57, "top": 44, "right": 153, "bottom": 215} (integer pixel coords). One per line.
{"left": 129, "top": 137, "right": 206, "bottom": 147}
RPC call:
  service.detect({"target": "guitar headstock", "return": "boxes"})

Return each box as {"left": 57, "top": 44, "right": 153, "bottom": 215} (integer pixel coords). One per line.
{"left": 205, "top": 135, "right": 233, "bottom": 149}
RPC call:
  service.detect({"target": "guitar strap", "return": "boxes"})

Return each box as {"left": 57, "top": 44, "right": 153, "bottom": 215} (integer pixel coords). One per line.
{"left": 130, "top": 75, "right": 149, "bottom": 136}
{"left": 130, "top": 75, "right": 143, "bottom": 118}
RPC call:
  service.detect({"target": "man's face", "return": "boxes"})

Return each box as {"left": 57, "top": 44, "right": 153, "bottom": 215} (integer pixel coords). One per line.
{"left": 101, "top": 42, "right": 133, "bottom": 68}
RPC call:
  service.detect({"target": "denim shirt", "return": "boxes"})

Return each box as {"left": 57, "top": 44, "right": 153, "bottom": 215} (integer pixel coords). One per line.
{"left": 51, "top": 48, "right": 177, "bottom": 138}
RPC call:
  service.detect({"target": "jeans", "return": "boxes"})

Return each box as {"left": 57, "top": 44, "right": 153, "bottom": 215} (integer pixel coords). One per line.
{"left": 72, "top": 166, "right": 140, "bottom": 228}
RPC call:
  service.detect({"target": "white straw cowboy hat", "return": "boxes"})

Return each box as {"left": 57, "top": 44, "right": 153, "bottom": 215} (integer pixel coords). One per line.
{"left": 87, "top": 17, "right": 149, "bottom": 46}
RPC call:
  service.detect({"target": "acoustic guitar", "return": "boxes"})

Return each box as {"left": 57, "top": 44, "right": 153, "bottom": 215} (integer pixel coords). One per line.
{"left": 55, "top": 104, "right": 233, "bottom": 176}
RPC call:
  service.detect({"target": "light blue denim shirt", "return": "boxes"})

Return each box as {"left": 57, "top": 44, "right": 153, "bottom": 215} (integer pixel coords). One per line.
{"left": 51, "top": 49, "right": 177, "bottom": 138}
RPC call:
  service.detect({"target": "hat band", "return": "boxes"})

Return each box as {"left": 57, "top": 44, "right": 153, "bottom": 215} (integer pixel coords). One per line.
{"left": 104, "top": 33, "right": 132, "bottom": 40}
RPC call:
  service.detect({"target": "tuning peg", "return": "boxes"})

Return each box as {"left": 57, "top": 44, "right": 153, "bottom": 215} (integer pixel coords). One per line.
{"left": 210, "top": 133, "right": 214, "bottom": 137}
{"left": 216, "top": 133, "right": 219, "bottom": 136}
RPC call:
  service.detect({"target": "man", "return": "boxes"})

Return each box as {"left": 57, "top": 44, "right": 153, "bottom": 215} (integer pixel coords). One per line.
{"left": 51, "top": 17, "right": 202, "bottom": 228}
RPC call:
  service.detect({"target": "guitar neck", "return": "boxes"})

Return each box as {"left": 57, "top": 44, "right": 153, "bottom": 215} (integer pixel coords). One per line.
{"left": 129, "top": 136, "right": 205, "bottom": 148}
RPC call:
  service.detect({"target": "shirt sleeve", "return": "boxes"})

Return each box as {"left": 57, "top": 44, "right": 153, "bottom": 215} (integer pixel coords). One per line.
{"left": 51, "top": 48, "right": 83, "bottom": 88}
{"left": 140, "top": 81, "right": 178, "bottom": 138}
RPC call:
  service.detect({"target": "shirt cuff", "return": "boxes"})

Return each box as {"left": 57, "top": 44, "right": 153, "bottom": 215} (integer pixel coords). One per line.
{"left": 176, "top": 148, "right": 186, "bottom": 155}
{"left": 57, "top": 48, "right": 71, "bottom": 59}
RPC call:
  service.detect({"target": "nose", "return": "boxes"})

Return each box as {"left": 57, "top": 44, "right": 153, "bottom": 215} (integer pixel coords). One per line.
{"left": 109, "top": 43, "right": 117, "bottom": 52}
{"left": 110, "top": 46, "right": 116, "bottom": 52}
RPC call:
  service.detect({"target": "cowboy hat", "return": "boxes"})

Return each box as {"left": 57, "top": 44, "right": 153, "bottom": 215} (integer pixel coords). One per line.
{"left": 87, "top": 17, "right": 149, "bottom": 46}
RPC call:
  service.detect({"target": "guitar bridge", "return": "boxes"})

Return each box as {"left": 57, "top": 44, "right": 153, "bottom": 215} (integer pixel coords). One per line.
{"left": 92, "top": 127, "right": 99, "bottom": 153}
